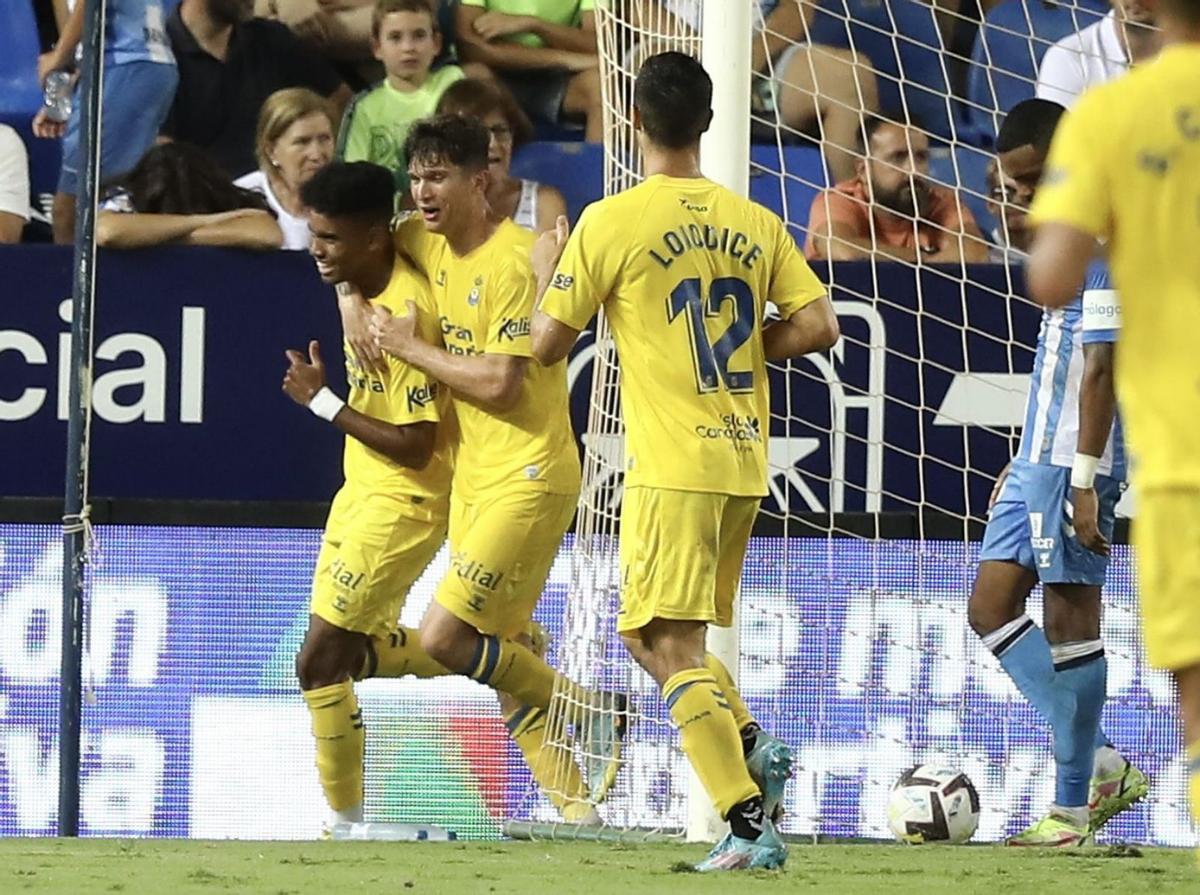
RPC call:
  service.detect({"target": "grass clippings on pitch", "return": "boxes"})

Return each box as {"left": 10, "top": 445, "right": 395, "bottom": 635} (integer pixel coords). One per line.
{"left": 0, "top": 838, "right": 1194, "bottom": 894}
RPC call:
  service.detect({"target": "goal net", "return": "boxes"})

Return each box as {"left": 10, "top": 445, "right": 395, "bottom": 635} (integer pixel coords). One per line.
{"left": 523, "top": 0, "right": 1189, "bottom": 846}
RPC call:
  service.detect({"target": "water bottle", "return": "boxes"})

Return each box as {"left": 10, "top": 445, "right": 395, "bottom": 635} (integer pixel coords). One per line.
{"left": 328, "top": 821, "right": 458, "bottom": 841}
{"left": 42, "top": 70, "right": 73, "bottom": 123}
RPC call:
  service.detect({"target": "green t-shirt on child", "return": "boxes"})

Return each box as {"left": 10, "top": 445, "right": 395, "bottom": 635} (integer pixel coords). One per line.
{"left": 460, "top": 0, "right": 594, "bottom": 49}
{"left": 337, "top": 65, "right": 465, "bottom": 190}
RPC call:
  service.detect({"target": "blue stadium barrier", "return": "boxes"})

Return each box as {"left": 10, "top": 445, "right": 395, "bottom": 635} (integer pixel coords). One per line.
{"left": 965, "top": 0, "right": 1108, "bottom": 144}
{"left": 1, "top": 246, "right": 1034, "bottom": 520}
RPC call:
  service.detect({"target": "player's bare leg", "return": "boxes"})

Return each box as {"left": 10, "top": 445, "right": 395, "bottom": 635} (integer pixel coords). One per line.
{"left": 622, "top": 619, "right": 785, "bottom": 871}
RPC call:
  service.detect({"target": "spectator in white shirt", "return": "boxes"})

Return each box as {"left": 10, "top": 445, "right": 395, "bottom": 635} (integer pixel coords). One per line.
{"left": 234, "top": 87, "right": 336, "bottom": 250}
{"left": 0, "top": 125, "right": 32, "bottom": 243}
{"left": 1036, "top": 0, "right": 1159, "bottom": 107}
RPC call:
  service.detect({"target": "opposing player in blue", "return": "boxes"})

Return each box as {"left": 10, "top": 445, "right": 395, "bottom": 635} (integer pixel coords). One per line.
{"left": 968, "top": 98, "right": 1147, "bottom": 847}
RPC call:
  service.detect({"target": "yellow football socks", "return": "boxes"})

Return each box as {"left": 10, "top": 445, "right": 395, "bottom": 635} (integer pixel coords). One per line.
{"left": 469, "top": 634, "right": 564, "bottom": 709}
{"left": 663, "top": 667, "right": 759, "bottom": 817}
{"left": 506, "top": 705, "right": 595, "bottom": 823}
{"left": 360, "top": 627, "right": 448, "bottom": 680}
{"left": 302, "top": 680, "right": 365, "bottom": 813}
{"left": 704, "top": 653, "right": 755, "bottom": 732}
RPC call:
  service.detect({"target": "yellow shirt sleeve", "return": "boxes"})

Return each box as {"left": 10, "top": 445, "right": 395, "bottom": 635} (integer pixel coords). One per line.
{"left": 539, "top": 204, "right": 611, "bottom": 330}
{"left": 484, "top": 253, "right": 537, "bottom": 357}
{"left": 1028, "top": 89, "right": 1112, "bottom": 239}
{"left": 767, "top": 213, "right": 827, "bottom": 318}
{"left": 393, "top": 214, "right": 439, "bottom": 277}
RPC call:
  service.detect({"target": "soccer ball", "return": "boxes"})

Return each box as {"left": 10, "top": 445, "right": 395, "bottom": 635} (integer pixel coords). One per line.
{"left": 886, "top": 765, "right": 980, "bottom": 845}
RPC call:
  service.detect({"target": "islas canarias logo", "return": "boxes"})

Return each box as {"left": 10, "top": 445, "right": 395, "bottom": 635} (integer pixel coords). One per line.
{"left": 695, "top": 414, "right": 762, "bottom": 444}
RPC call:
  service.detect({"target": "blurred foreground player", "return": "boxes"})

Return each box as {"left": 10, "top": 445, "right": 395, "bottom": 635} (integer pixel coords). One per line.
{"left": 1026, "top": 0, "right": 1200, "bottom": 854}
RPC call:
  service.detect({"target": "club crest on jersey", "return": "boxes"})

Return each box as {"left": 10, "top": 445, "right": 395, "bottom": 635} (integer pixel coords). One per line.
{"left": 468, "top": 275, "right": 483, "bottom": 306}
{"left": 498, "top": 317, "right": 532, "bottom": 341}
{"left": 406, "top": 382, "right": 437, "bottom": 411}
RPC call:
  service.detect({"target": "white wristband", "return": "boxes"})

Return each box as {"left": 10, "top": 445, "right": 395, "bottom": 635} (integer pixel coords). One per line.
{"left": 308, "top": 386, "right": 345, "bottom": 422}
{"left": 1070, "top": 453, "right": 1100, "bottom": 490}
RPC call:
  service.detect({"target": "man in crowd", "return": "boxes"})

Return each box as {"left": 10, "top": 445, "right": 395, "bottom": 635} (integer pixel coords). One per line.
{"left": 805, "top": 116, "right": 988, "bottom": 264}
{"left": 165, "top": 0, "right": 352, "bottom": 177}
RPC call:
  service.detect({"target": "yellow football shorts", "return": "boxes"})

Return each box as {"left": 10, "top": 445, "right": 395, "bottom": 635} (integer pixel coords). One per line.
{"left": 618, "top": 486, "right": 760, "bottom": 633}
{"left": 434, "top": 488, "right": 577, "bottom": 639}
{"left": 310, "top": 484, "right": 448, "bottom": 638}
{"left": 1135, "top": 486, "right": 1200, "bottom": 670}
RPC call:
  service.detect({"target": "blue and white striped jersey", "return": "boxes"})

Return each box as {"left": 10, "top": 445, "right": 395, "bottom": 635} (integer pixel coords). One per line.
{"left": 105, "top": 0, "right": 174, "bottom": 66}
{"left": 1016, "top": 261, "right": 1126, "bottom": 480}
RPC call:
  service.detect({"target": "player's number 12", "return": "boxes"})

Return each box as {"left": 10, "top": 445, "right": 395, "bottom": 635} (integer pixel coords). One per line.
{"left": 666, "top": 276, "right": 755, "bottom": 395}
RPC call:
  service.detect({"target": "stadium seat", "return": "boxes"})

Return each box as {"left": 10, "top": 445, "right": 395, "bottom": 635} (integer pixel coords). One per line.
{"left": 0, "top": 1, "right": 42, "bottom": 120}
{"left": 964, "top": 0, "right": 1108, "bottom": 144}
{"left": 929, "top": 144, "right": 996, "bottom": 245}
{"left": 511, "top": 141, "right": 604, "bottom": 224}
{"left": 511, "top": 141, "right": 827, "bottom": 241}
{"left": 806, "top": 0, "right": 959, "bottom": 142}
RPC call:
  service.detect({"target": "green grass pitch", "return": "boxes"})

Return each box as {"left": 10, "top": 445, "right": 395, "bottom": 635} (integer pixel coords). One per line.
{"left": 1, "top": 839, "right": 1195, "bottom": 894}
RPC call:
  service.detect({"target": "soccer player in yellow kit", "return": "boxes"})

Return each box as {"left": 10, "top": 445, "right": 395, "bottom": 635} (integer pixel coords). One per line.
{"left": 372, "top": 114, "right": 626, "bottom": 800}
{"left": 531, "top": 53, "right": 840, "bottom": 871}
{"left": 1025, "top": 0, "right": 1200, "bottom": 849}
{"left": 283, "top": 162, "right": 456, "bottom": 831}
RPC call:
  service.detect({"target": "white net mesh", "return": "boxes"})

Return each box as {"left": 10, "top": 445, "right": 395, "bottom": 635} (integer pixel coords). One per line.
{"left": 524, "top": 0, "right": 1189, "bottom": 846}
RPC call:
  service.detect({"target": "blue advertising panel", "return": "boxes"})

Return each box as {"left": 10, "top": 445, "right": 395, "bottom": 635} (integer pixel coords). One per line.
{"left": 0, "top": 525, "right": 1185, "bottom": 843}
{"left": 1, "top": 246, "right": 1039, "bottom": 519}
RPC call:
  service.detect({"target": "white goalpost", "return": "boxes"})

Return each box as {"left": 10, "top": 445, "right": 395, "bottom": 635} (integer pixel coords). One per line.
{"left": 517, "top": 0, "right": 1190, "bottom": 849}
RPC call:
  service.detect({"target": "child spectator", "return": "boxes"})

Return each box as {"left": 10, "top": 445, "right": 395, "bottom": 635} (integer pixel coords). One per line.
{"left": 338, "top": 0, "right": 464, "bottom": 189}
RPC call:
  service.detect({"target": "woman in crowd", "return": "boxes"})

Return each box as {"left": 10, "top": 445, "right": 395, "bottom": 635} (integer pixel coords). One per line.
{"left": 96, "top": 142, "right": 282, "bottom": 250}
{"left": 236, "top": 88, "right": 337, "bottom": 250}
{"left": 437, "top": 78, "right": 567, "bottom": 234}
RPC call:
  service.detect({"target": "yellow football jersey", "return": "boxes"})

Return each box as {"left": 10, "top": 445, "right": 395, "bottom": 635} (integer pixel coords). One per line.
{"left": 396, "top": 216, "right": 580, "bottom": 500}
{"left": 540, "top": 174, "right": 826, "bottom": 496}
{"left": 1030, "top": 44, "right": 1200, "bottom": 488}
{"left": 341, "top": 255, "right": 453, "bottom": 504}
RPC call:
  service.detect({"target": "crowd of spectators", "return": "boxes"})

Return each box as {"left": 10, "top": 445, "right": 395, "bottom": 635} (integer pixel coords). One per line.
{"left": 0, "top": 0, "right": 1164, "bottom": 266}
